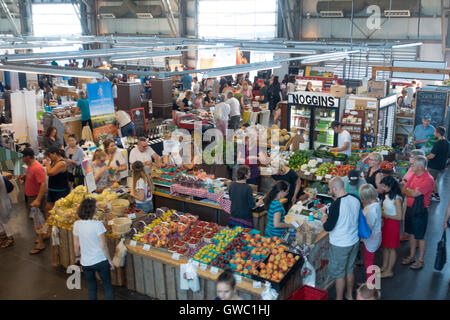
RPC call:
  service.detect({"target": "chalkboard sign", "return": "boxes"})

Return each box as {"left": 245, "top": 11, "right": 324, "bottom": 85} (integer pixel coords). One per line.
{"left": 414, "top": 90, "right": 448, "bottom": 129}
{"left": 131, "top": 108, "right": 147, "bottom": 137}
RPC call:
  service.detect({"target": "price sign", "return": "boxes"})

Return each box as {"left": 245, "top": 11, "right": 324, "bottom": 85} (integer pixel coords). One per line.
{"left": 335, "top": 161, "right": 342, "bottom": 165}
{"left": 317, "top": 158, "right": 323, "bottom": 163}
{"left": 325, "top": 174, "right": 332, "bottom": 179}
{"left": 130, "top": 240, "right": 137, "bottom": 247}
{"left": 253, "top": 281, "right": 262, "bottom": 288}
{"left": 143, "top": 244, "right": 151, "bottom": 251}
{"left": 210, "top": 267, "right": 219, "bottom": 274}
{"left": 128, "top": 213, "right": 136, "bottom": 219}
{"left": 192, "top": 261, "right": 200, "bottom": 268}
{"left": 304, "top": 171, "right": 310, "bottom": 176}
{"left": 200, "top": 263, "right": 208, "bottom": 271}
{"left": 316, "top": 176, "right": 323, "bottom": 180}
{"left": 292, "top": 221, "right": 300, "bottom": 228}
{"left": 380, "top": 150, "right": 388, "bottom": 155}
{"left": 172, "top": 253, "right": 181, "bottom": 260}
{"left": 235, "top": 275, "right": 242, "bottom": 283}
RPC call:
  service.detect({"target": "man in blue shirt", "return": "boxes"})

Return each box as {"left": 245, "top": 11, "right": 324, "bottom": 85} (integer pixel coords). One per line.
{"left": 180, "top": 73, "right": 192, "bottom": 91}
{"left": 413, "top": 115, "right": 435, "bottom": 148}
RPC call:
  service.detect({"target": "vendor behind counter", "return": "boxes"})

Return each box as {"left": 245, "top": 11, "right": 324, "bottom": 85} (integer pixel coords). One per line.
{"left": 272, "top": 164, "right": 303, "bottom": 208}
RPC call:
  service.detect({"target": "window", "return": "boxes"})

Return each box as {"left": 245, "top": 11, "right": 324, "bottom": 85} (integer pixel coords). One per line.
{"left": 197, "top": 0, "right": 278, "bottom": 75}
{"left": 32, "top": 4, "right": 82, "bottom": 57}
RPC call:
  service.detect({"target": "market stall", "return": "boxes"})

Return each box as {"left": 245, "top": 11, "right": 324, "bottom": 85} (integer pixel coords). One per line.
{"left": 47, "top": 186, "right": 133, "bottom": 287}
{"left": 123, "top": 208, "right": 304, "bottom": 300}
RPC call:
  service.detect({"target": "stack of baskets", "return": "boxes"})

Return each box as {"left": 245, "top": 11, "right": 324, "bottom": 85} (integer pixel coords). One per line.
{"left": 110, "top": 199, "right": 130, "bottom": 217}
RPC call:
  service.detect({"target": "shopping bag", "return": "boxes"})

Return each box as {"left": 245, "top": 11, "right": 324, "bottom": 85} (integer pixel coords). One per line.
{"left": 434, "top": 231, "right": 447, "bottom": 271}
{"left": 301, "top": 257, "right": 316, "bottom": 287}
{"left": 31, "top": 208, "right": 48, "bottom": 235}
{"left": 261, "top": 281, "right": 278, "bottom": 300}
{"left": 358, "top": 209, "right": 372, "bottom": 239}
{"left": 180, "top": 260, "right": 200, "bottom": 292}
{"left": 112, "top": 238, "right": 128, "bottom": 268}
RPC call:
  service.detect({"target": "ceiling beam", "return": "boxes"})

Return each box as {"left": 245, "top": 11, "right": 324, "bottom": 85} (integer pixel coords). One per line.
{"left": 0, "top": 0, "right": 20, "bottom": 36}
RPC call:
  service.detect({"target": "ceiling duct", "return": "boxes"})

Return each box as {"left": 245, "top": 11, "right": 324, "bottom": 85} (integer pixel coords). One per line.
{"left": 98, "top": 0, "right": 163, "bottom": 19}
{"left": 319, "top": 11, "right": 344, "bottom": 18}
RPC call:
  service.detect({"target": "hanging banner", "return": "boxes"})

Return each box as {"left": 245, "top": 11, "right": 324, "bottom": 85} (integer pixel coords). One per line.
{"left": 86, "top": 81, "right": 116, "bottom": 142}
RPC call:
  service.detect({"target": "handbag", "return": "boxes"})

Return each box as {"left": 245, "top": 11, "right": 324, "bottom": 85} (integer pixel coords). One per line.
{"left": 358, "top": 208, "right": 372, "bottom": 239}
{"left": 73, "top": 165, "right": 85, "bottom": 187}
{"left": 434, "top": 231, "right": 447, "bottom": 271}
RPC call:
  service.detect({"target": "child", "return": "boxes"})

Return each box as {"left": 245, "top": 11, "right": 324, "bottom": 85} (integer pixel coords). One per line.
{"left": 359, "top": 184, "right": 382, "bottom": 285}
{"left": 130, "top": 161, "right": 154, "bottom": 213}
{"left": 215, "top": 268, "right": 242, "bottom": 300}
{"left": 379, "top": 175, "right": 403, "bottom": 278}
{"left": 264, "top": 181, "right": 295, "bottom": 237}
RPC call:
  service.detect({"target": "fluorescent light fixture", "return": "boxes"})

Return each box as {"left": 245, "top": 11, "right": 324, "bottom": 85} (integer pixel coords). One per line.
{"left": 391, "top": 42, "right": 423, "bottom": 49}
{"left": 300, "top": 50, "right": 358, "bottom": 64}
{"left": 203, "top": 63, "right": 282, "bottom": 78}
{"left": 111, "top": 51, "right": 182, "bottom": 62}
{"left": 239, "top": 48, "right": 317, "bottom": 54}
{"left": 0, "top": 64, "right": 102, "bottom": 78}
{"left": 0, "top": 48, "right": 155, "bottom": 62}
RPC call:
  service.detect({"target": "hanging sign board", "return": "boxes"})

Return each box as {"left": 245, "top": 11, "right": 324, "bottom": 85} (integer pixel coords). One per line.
{"left": 131, "top": 108, "right": 147, "bottom": 137}
{"left": 288, "top": 91, "right": 339, "bottom": 108}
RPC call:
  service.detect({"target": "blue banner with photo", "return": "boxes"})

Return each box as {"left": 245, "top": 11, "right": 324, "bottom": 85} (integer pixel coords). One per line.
{"left": 86, "top": 81, "right": 114, "bottom": 117}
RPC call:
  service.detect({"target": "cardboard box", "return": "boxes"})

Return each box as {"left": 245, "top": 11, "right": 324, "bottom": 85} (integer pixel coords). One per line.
{"left": 330, "top": 85, "right": 346, "bottom": 98}
{"left": 368, "top": 80, "right": 386, "bottom": 89}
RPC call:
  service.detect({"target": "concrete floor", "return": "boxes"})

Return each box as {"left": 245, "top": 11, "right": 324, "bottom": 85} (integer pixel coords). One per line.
{"left": 1, "top": 170, "right": 449, "bottom": 300}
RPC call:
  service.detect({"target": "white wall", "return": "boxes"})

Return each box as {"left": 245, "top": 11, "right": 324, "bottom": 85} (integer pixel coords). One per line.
{"left": 419, "top": 43, "right": 444, "bottom": 62}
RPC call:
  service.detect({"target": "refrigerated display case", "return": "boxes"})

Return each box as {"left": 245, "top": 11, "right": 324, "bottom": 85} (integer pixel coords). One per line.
{"left": 287, "top": 92, "right": 339, "bottom": 150}
{"left": 376, "top": 95, "right": 397, "bottom": 147}
{"left": 312, "top": 108, "right": 338, "bottom": 149}
{"left": 288, "top": 105, "right": 311, "bottom": 149}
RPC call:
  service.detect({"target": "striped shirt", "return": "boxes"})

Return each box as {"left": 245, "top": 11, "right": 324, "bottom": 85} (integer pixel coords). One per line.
{"left": 265, "top": 200, "right": 286, "bottom": 238}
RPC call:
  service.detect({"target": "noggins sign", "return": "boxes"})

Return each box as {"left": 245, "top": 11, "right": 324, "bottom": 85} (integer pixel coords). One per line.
{"left": 288, "top": 92, "right": 338, "bottom": 108}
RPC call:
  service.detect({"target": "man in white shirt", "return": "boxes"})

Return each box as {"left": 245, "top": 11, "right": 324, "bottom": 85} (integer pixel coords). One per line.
{"left": 226, "top": 91, "right": 241, "bottom": 130}
{"left": 404, "top": 80, "right": 417, "bottom": 107}
{"left": 321, "top": 177, "right": 360, "bottom": 300}
{"left": 115, "top": 109, "right": 135, "bottom": 137}
{"left": 214, "top": 95, "right": 231, "bottom": 137}
{"left": 329, "top": 121, "right": 352, "bottom": 157}
{"left": 129, "top": 137, "right": 162, "bottom": 171}
{"left": 192, "top": 77, "right": 200, "bottom": 95}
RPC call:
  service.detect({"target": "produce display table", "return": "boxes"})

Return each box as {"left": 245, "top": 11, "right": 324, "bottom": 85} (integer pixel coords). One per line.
{"left": 170, "top": 184, "right": 231, "bottom": 213}
{"left": 153, "top": 190, "right": 286, "bottom": 234}
{"left": 52, "top": 227, "right": 126, "bottom": 287}
{"left": 125, "top": 243, "right": 303, "bottom": 300}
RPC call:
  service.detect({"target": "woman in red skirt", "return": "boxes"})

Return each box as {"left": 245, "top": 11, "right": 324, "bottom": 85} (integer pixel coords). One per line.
{"left": 380, "top": 176, "right": 403, "bottom": 278}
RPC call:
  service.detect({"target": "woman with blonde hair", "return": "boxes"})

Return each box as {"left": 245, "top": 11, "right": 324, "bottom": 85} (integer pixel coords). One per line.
{"left": 365, "top": 152, "right": 384, "bottom": 193}
{"left": 86, "top": 149, "right": 109, "bottom": 190}
{"left": 130, "top": 161, "right": 154, "bottom": 213}
{"left": 359, "top": 184, "right": 382, "bottom": 285}
{"left": 179, "top": 90, "right": 193, "bottom": 112}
